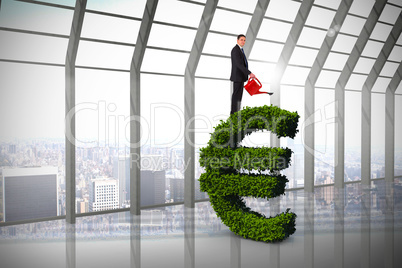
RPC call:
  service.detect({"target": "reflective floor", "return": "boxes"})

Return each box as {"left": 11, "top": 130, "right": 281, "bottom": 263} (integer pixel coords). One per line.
{"left": 1, "top": 180, "right": 402, "bottom": 268}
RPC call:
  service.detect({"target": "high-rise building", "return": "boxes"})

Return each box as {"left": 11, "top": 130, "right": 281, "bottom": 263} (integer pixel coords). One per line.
{"left": 141, "top": 170, "right": 166, "bottom": 206}
{"left": 170, "top": 177, "right": 184, "bottom": 202}
{"left": 1, "top": 166, "right": 58, "bottom": 222}
{"left": 89, "top": 177, "right": 119, "bottom": 212}
{"left": 76, "top": 199, "right": 89, "bottom": 214}
{"left": 8, "top": 144, "right": 16, "bottom": 154}
{"left": 113, "top": 155, "right": 130, "bottom": 207}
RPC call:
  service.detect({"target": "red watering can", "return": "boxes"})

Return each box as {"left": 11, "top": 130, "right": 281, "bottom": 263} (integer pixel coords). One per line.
{"left": 244, "top": 77, "right": 273, "bottom": 96}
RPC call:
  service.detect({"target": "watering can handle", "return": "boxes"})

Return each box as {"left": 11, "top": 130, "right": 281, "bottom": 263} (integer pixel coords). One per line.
{"left": 248, "top": 77, "right": 262, "bottom": 87}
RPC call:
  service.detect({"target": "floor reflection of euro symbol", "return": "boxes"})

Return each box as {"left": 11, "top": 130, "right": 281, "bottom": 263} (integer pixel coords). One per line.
{"left": 199, "top": 105, "right": 299, "bottom": 242}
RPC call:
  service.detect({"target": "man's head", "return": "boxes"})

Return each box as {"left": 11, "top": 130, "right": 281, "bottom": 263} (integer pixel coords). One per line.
{"left": 237, "top": 34, "right": 246, "bottom": 47}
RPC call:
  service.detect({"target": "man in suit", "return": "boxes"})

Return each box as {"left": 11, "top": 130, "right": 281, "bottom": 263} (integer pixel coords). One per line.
{"left": 230, "top": 34, "right": 255, "bottom": 115}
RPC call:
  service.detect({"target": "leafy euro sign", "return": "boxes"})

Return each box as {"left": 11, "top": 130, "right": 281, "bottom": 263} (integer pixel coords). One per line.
{"left": 199, "top": 105, "right": 299, "bottom": 242}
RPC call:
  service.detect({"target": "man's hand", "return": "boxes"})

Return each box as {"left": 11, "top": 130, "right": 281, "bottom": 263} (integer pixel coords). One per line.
{"left": 249, "top": 73, "right": 256, "bottom": 78}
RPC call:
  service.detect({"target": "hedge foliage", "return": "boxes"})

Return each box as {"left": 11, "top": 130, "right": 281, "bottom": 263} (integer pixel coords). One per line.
{"left": 199, "top": 146, "right": 293, "bottom": 172}
{"left": 207, "top": 105, "right": 299, "bottom": 148}
{"left": 199, "top": 105, "right": 299, "bottom": 242}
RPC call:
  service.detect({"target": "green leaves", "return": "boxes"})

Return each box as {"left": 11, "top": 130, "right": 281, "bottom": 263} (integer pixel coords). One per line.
{"left": 208, "top": 105, "right": 300, "bottom": 148}
{"left": 200, "top": 146, "right": 293, "bottom": 172}
{"left": 199, "top": 105, "right": 298, "bottom": 242}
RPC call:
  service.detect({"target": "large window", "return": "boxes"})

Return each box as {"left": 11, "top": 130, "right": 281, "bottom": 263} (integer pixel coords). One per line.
{"left": 75, "top": 69, "right": 130, "bottom": 212}
{"left": 141, "top": 74, "right": 185, "bottom": 206}
{"left": 281, "top": 86, "right": 304, "bottom": 189}
{"left": 371, "top": 93, "right": 385, "bottom": 179}
{"left": 396, "top": 95, "right": 402, "bottom": 178}
{"left": 314, "top": 89, "right": 335, "bottom": 186}
{"left": 345, "top": 91, "right": 362, "bottom": 182}
{"left": 195, "top": 78, "right": 230, "bottom": 200}
{"left": 0, "top": 63, "right": 65, "bottom": 221}
{"left": 0, "top": 1, "right": 72, "bottom": 223}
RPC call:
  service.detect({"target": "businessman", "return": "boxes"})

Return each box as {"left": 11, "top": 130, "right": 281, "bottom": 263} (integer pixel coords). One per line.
{"left": 230, "top": 34, "right": 255, "bottom": 114}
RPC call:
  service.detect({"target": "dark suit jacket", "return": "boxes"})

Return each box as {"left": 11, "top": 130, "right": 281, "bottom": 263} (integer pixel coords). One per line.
{"left": 230, "top": 45, "right": 251, "bottom": 82}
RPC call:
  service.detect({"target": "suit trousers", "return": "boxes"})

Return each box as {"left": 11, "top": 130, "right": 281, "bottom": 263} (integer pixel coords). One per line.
{"left": 230, "top": 81, "right": 244, "bottom": 114}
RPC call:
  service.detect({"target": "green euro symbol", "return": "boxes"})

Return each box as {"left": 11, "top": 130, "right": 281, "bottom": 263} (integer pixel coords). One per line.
{"left": 199, "top": 105, "right": 299, "bottom": 242}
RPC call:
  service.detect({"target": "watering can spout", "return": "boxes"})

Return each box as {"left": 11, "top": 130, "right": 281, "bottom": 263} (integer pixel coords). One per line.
{"left": 244, "top": 77, "right": 273, "bottom": 96}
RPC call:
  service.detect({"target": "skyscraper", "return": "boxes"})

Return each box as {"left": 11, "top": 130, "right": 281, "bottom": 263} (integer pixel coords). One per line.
{"left": 141, "top": 170, "right": 166, "bottom": 206}
{"left": 89, "top": 177, "right": 119, "bottom": 212}
{"left": 113, "top": 155, "right": 130, "bottom": 207}
{"left": 1, "top": 166, "right": 58, "bottom": 222}
{"left": 170, "top": 177, "right": 184, "bottom": 202}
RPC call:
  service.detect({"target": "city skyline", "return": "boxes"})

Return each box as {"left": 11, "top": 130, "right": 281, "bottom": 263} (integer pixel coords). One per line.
{"left": 1, "top": 135, "right": 400, "bottom": 222}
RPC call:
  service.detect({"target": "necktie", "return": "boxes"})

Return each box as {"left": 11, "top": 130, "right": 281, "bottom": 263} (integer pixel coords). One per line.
{"left": 241, "top": 48, "right": 248, "bottom": 69}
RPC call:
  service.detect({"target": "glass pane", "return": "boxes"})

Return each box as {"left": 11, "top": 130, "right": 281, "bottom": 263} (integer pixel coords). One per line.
{"left": 353, "top": 58, "right": 376, "bottom": 74}
{"left": 323, "top": 52, "right": 348, "bottom": 71}
{"left": 141, "top": 74, "right": 184, "bottom": 206}
{"left": 387, "top": 0, "right": 402, "bottom": 5}
{"left": 314, "top": 88, "right": 335, "bottom": 185}
{"left": 389, "top": 45, "right": 402, "bottom": 62}
{"left": 281, "top": 66, "right": 310, "bottom": 86}
{"left": 332, "top": 34, "right": 357, "bottom": 54}
{"left": 289, "top": 47, "right": 319, "bottom": 67}
{"left": 154, "top": 0, "right": 204, "bottom": 28}
{"left": 75, "top": 69, "right": 130, "bottom": 211}
{"left": 0, "top": 31, "right": 68, "bottom": 64}
{"left": 265, "top": 0, "right": 300, "bottom": 22}
{"left": 372, "top": 77, "right": 391, "bottom": 93}
{"left": 249, "top": 41, "right": 284, "bottom": 62}
{"left": 370, "top": 23, "right": 392, "bottom": 42}
{"left": 195, "top": 78, "right": 231, "bottom": 147}
{"left": 195, "top": 78, "right": 231, "bottom": 200}
{"left": 378, "top": 4, "right": 402, "bottom": 24}
{"left": 86, "top": 0, "right": 147, "bottom": 18}
{"left": 76, "top": 40, "right": 134, "bottom": 70}
{"left": 314, "top": 0, "right": 341, "bottom": 10}
{"left": 81, "top": 13, "right": 140, "bottom": 44}
{"left": 380, "top": 62, "right": 399, "bottom": 77}
{"left": 345, "top": 74, "right": 366, "bottom": 90}
{"left": 0, "top": 0, "right": 73, "bottom": 35}
{"left": 305, "top": 7, "right": 336, "bottom": 29}
{"left": 218, "top": 0, "right": 258, "bottom": 13}
{"left": 0, "top": 63, "right": 65, "bottom": 140}
{"left": 396, "top": 95, "right": 402, "bottom": 176}
{"left": 210, "top": 9, "right": 251, "bottom": 35}
{"left": 141, "top": 49, "right": 189, "bottom": 75}
{"left": 148, "top": 24, "right": 196, "bottom": 51}
{"left": 371, "top": 93, "right": 385, "bottom": 179}
{"left": 247, "top": 61, "right": 275, "bottom": 84}
{"left": 280, "top": 85, "right": 304, "bottom": 189}
{"left": 0, "top": 62, "right": 65, "bottom": 221}
{"left": 348, "top": 0, "right": 375, "bottom": 17}
{"left": 196, "top": 55, "right": 231, "bottom": 79}
{"left": 339, "top": 15, "right": 366, "bottom": 36}
{"left": 361, "top": 40, "right": 384, "bottom": 58}
{"left": 297, "top": 27, "right": 327, "bottom": 48}
{"left": 257, "top": 19, "right": 292, "bottom": 42}
{"left": 345, "top": 91, "right": 361, "bottom": 181}
{"left": 316, "top": 70, "right": 341, "bottom": 88}
{"left": 203, "top": 33, "right": 237, "bottom": 56}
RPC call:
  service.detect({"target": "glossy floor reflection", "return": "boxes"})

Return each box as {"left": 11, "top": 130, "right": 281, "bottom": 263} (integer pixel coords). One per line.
{"left": 1, "top": 181, "right": 402, "bottom": 268}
